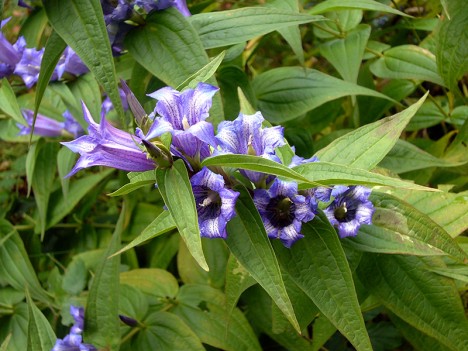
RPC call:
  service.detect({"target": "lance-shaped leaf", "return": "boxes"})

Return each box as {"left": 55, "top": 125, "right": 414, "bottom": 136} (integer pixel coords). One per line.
{"left": 315, "top": 93, "right": 427, "bottom": 170}
{"left": 177, "top": 51, "right": 226, "bottom": 91}
{"left": 225, "top": 186, "right": 300, "bottom": 333}
{"left": 252, "top": 67, "right": 394, "bottom": 123}
{"left": 0, "top": 220, "right": 52, "bottom": 304}
{"left": 346, "top": 193, "right": 467, "bottom": 258}
{"left": 190, "top": 7, "right": 324, "bottom": 49}
{"left": 156, "top": 159, "right": 209, "bottom": 271}
{"left": 84, "top": 203, "right": 124, "bottom": 350}
{"left": 43, "top": 0, "right": 124, "bottom": 118}
{"left": 0, "top": 78, "right": 24, "bottom": 125}
{"left": 309, "top": 0, "right": 408, "bottom": 17}
{"left": 274, "top": 213, "right": 373, "bottom": 351}
{"left": 358, "top": 254, "right": 468, "bottom": 351}
{"left": 26, "top": 290, "right": 55, "bottom": 351}
{"left": 111, "top": 210, "right": 176, "bottom": 257}
{"left": 108, "top": 170, "right": 156, "bottom": 197}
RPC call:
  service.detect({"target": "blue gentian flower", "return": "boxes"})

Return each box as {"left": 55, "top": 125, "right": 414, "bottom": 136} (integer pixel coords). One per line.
{"left": 135, "top": 0, "right": 191, "bottom": 16}
{"left": 254, "top": 179, "right": 314, "bottom": 248}
{"left": 52, "top": 305, "right": 97, "bottom": 351}
{"left": 62, "top": 102, "right": 155, "bottom": 177}
{"left": 323, "top": 185, "right": 374, "bottom": 238}
{"left": 18, "top": 109, "right": 84, "bottom": 138}
{"left": 55, "top": 47, "right": 88, "bottom": 79}
{"left": 190, "top": 167, "right": 239, "bottom": 238}
{"left": 0, "top": 19, "right": 25, "bottom": 78}
{"left": 138, "top": 83, "right": 219, "bottom": 167}
{"left": 13, "top": 45, "right": 47, "bottom": 88}
{"left": 215, "top": 112, "right": 285, "bottom": 185}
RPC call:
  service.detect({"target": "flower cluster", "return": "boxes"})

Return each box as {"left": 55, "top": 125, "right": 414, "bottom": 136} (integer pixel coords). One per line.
{"left": 52, "top": 305, "right": 96, "bottom": 351}
{"left": 101, "top": 0, "right": 190, "bottom": 55}
{"left": 0, "top": 19, "right": 88, "bottom": 88}
{"left": 63, "top": 82, "right": 375, "bottom": 246}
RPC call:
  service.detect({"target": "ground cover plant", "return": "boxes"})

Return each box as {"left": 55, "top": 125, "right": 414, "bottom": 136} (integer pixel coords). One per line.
{"left": 0, "top": 0, "right": 467, "bottom": 350}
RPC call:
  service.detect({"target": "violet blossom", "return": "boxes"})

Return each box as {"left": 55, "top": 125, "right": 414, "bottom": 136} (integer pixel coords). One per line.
{"left": 190, "top": 167, "right": 239, "bottom": 238}
{"left": 0, "top": 19, "right": 25, "bottom": 78}
{"left": 323, "top": 185, "right": 374, "bottom": 238}
{"left": 62, "top": 102, "right": 155, "bottom": 177}
{"left": 135, "top": 0, "right": 191, "bottom": 16}
{"left": 17, "top": 109, "right": 84, "bottom": 138}
{"left": 138, "top": 82, "right": 219, "bottom": 167}
{"left": 254, "top": 179, "right": 314, "bottom": 248}
{"left": 215, "top": 112, "right": 285, "bottom": 185}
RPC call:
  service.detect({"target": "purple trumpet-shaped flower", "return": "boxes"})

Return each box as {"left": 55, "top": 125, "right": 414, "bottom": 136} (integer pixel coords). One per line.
{"left": 323, "top": 185, "right": 374, "bottom": 238}
{"left": 101, "top": 0, "right": 134, "bottom": 55}
{"left": 254, "top": 179, "right": 314, "bottom": 248}
{"left": 52, "top": 305, "right": 97, "bottom": 351}
{"left": 17, "top": 109, "right": 84, "bottom": 138}
{"left": 135, "top": 0, "right": 191, "bottom": 16}
{"left": 61, "top": 102, "right": 155, "bottom": 177}
{"left": 190, "top": 167, "right": 239, "bottom": 238}
{"left": 0, "top": 19, "right": 25, "bottom": 78}
{"left": 13, "top": 45, "right": 48, "bottom": 88}
{"left": 55, "top": 47, "right": 88, "bottom": 79}
{"left": 216, "top": 112, "right": 285, "bottom": 185}
{"left": 138, "top": 83, "right": 219, "bottom": 166}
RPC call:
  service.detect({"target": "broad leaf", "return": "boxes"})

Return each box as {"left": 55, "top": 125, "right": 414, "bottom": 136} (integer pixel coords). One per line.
{"left": 358, "top": 254, "right": 468, "bottom": 351}
{"left": 172, "top": 284, "right": 262, "bottom": 351}
{"left": 316, "top": 93, "right": 427, "bottom": 169}
{"left": 274, "top": 214, "right": 373, "bottom": 351}
{"left": 309, "top": 0, "right": 408, "bottom": 17}
{"left": 435, "top": 0, "right": 468, "bottom": 93}
{"left": 156, "top": 159, "right": 208, "bottom": 271}
{"left": 190, "top": 7, "right": 324, "bottom": 49}
{"left": 252, "top": 67, "right": 393, "bottom": 123}
{"left": 0, "top": 78, "right": 24, "bottom": 125}
{"left": 370, "top": 45, "right": 445, "bottom": 86}
{"left": 84, "top": 202, "right": 124, "bottom": 350}
{"left": 320, "top": 24, "right": 371, "bottom": 83}
{"left": 225, "top": 186, "right": 300, "bottom": 332}
{"left": 43, "top": 0, "right": 124, "bottom": 118}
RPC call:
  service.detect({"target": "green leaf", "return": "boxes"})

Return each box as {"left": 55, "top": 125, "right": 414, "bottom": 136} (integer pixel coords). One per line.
{"left": 320, "top": 25, "right": 371, "bottom": 83}
{"left": 176, "top": 51, "right": 226, "bottom": 90}
{"left": 225, "top": 186, "right": 300, "bottom": 333}
{"left": 108, "top": 170, "right": 156, "bottom": 197}
{"left": 156, "top": 159, "right": 208, "bottom": 271}
{"left": 292, "top": 161, "right": 435, "bottom": 191}
{"left": 202, "top": 154, "right": 317, "bottom": 186}
{"left": 345, "top": 193, "right": 466, "bottom": 257}
{"left": 379, "top": 139, "right": 465, "bottom": 173}
{"left": 47, "top": 169, "right": 113, "bottom": 228}
{"left": 190, "top": 7, "right": 324, "bottom": 49}
{"left": 56, "top": 147, "right": 76, "bottom": 199}
{"left": 274, "top": 214, "right": 372, "bottom": 351}
{"left": 111, "top": 210, "right": 176, "bottom": 257}
{"left": 316, "top": 93, "right": 427, "bottom": 169}
{"left": 0, "top": 78, "right": 24, "bottom": 125}
{"left": 311, "top": 315, "right": 337, "bottom": 351}
{"left": 125, "top": 9, "right": 224, "bottom": 124}
{"left": 43, "top": 0, "right": 124, "bottom": 118}
{"left": 119, "top": 284, "right": 149, "bottom": 323}
{"left": 370, "top": 45, "right": 445, "bottom": 86}
{"left": 31, "top": 142, "right": 59, "bottom": 237}
{"left": 25, "top": 291, "right": 55, "bottom": 351}
{"left": 224, "top": 254, "right": 256, "bottom": 321}
{"left": 0, "top": 334, "right": 11, "bottom": 351}
{"left": 435, "top": 1, "right": 468, "bottom": 93}
{"left": 68, "top": 73, "right": 102, "bottom": 123}
{"left": 19, "top": 8, "right": 48, "bottom": 47}
{"left": 0, "top": 303, "right": 28, "bottom": 351}
{"left": 309, "top": 0, "right": 409, "bottom": 17}
{"left": 387, "top": 189, "right": 468, "bottom": 238}
{"left": 25, "top": 139, "right": 44, "bottom": 197}
{"left": 252, "top": 67, "right": 394, "bottom": 123}
{"left": 0, "top": 220, "right": 51, "bottom": 304}
{"left": 358, "top": 254, "right": 468, "bottom": 351}
{"left": 172, "top": 284, "right": 262, "bottom": 351}
{"left": 84, "top": 202, "right": 124, "bottom": 350}
{"left": 266, "top": 0, "right": 304, "bottom": 65}
{"left": 132, "top": 311, "right": 204, "bottom": 350}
